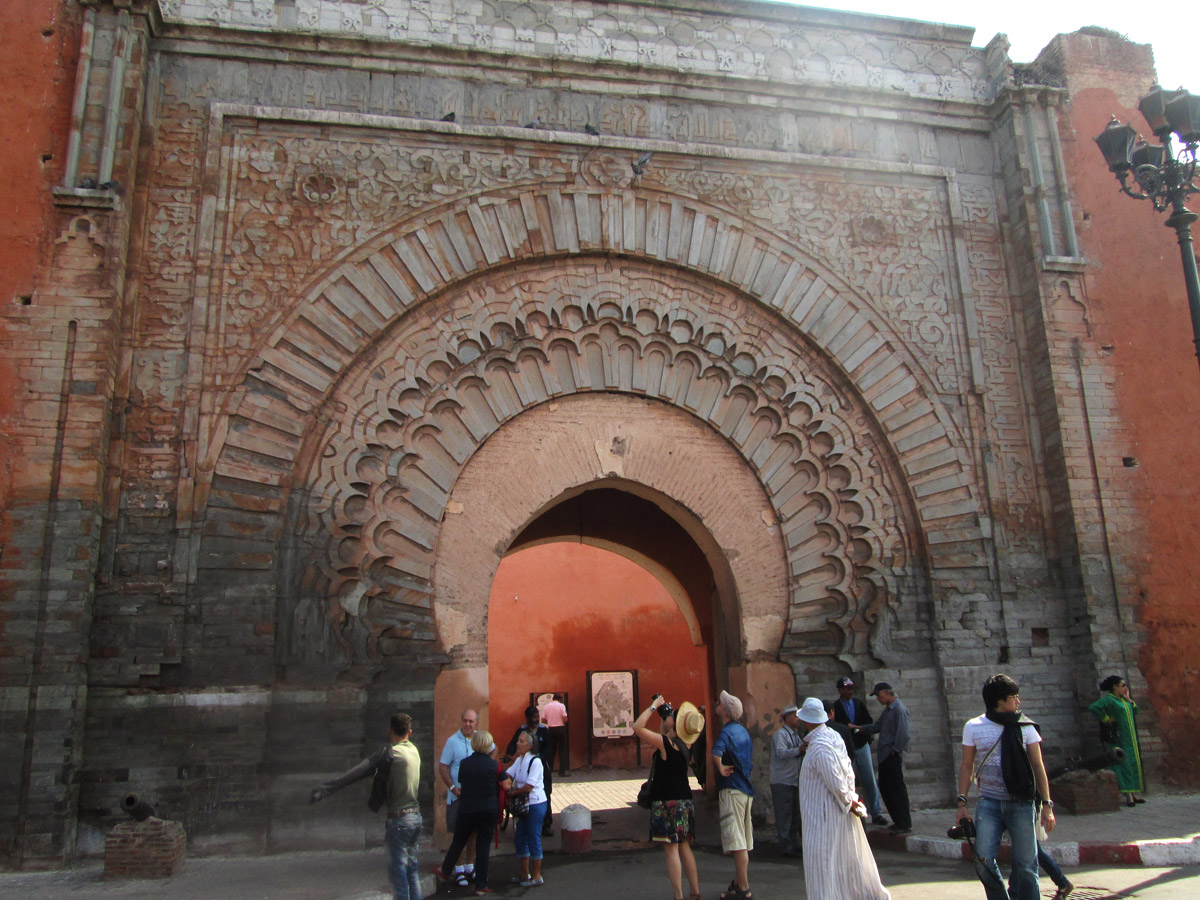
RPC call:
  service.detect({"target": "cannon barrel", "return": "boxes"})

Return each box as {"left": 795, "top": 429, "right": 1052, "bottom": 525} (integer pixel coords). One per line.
{"left": 1047, "top": 746, "right": 1125, "bottom": 781}
{"left": 121, "top": 793, "right": 155, "bottom": 822}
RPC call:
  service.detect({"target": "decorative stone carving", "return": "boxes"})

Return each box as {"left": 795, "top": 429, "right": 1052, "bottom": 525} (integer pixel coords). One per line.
{"left": 206, "top": 121, "right": 970, "bottom": 396}
{"left": 280, "top": 259, "right": 919, "bottom": 664}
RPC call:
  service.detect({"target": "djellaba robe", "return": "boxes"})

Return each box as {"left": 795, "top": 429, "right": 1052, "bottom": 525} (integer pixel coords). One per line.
{"left": 799, "top": 723, "right": 891, "bottom": 900}
{"left": 1088, "top": 691, "right": 1144, "bottom": 792}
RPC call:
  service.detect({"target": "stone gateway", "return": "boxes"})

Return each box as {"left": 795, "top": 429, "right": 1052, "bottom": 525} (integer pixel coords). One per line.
{"left": 2, "top": 0, "right": 1195, "bottom": 867}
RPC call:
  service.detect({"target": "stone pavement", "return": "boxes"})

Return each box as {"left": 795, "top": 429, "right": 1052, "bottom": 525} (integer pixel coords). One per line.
{"left": 548, "top": 771, "right": 1200, "bottom": 869}
{"left": 865, "top": 789, "right": 1200, "bottom": 868}
{"left": 0, "top": 772, "right": 1195, "bottom": 900}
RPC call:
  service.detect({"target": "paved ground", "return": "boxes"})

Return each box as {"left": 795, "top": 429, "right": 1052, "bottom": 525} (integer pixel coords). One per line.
{"left": 1, "top": 771, "right": 1195, "bottom": 899}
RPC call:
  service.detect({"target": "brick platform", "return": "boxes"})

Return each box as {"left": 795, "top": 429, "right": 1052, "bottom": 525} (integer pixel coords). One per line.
{"left": 104, "top": 818, "right": 186, "bottom": 879}
{"left": 1053, "top": 769, "right": 1120, "bottom": 815}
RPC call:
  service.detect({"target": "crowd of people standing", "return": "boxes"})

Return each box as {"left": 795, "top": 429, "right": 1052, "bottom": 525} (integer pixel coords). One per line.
{"left": 306, "top": 673, "right": 1143, "bottom": 900}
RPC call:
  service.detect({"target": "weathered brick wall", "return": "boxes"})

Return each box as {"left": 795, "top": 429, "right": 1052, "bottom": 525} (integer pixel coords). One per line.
{"left": 0, "top": 0, "right": 81, "bottom": 863}
{"left": 1042, "top": 31, "right": 1199, "bottom": 782}
{"left": 1, "top": 0, "right": 156, "bottom": 866}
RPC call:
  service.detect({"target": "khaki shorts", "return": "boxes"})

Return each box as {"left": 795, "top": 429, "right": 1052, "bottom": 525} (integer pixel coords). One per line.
{"left": 718, "top": 789, "right": 754, "bottom": 852}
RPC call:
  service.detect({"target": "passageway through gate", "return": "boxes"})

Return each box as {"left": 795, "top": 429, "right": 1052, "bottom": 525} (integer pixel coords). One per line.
{"left": 486, "top": 486, "right": 722, "bottom": 843}
{"left": 487, "top": 488, "right": 718, "bottom": 774}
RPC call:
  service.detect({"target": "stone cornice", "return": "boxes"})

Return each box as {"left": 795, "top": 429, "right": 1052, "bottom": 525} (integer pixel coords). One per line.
{"left": 156, "top": 0, "right": 992, "bottom": 103}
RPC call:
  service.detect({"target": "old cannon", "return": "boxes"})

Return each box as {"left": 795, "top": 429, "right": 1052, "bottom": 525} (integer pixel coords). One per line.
{"left": 120, "top": 792, "right": 155, "bottom": 822}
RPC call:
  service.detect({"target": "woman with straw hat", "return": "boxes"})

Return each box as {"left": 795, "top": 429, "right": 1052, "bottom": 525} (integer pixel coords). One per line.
{"left": 633, "top": 695, "right": 706, "bottom": 900}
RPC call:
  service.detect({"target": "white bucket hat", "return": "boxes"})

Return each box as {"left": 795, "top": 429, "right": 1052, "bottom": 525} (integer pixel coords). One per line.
{"left": 797, "top": 696, "right": 827, "bottom": 724}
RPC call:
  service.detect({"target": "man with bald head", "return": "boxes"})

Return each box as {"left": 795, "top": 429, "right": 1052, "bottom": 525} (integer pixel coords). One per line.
{"left": 440, "top": 709, "right": 494, "bottom": 886}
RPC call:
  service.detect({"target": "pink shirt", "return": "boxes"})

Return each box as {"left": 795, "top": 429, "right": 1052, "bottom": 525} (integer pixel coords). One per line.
{"left": 542, "top": 700, "right": 568, "bottom": 727}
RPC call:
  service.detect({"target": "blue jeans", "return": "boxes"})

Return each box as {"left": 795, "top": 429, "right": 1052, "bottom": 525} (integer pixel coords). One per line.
{"left": 514, "top": 800, "right": 548, "bottom": 860}
{"left": 851, "top": 742, "right": 883, "bottom": 819}
{"left": 385, "top": 811, "right": 422, "bottom": 900}
{"left": 973, "top": 796, "right": 1038, "bottom": 900}
{"left": 1037, "top": 843, "right": 1070, "bottom": 890}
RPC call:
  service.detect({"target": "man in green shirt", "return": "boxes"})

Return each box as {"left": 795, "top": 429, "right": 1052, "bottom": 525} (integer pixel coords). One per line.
{"left": 311, "top": 712, "right": 423, "bottom": 899}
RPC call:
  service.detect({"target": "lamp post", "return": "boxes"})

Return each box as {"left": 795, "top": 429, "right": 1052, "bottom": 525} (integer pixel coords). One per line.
{"left": 1095, "top": 86, "right": 1200, "bottom": 371}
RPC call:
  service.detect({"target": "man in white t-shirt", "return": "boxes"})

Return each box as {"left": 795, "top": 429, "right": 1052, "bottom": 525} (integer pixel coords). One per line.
{"left": 954, "top": 674, "right": 1055, "bottom": 900}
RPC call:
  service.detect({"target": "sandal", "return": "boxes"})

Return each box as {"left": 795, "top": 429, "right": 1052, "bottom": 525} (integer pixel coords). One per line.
{"left": 719, "top": 883, "right": 751, "bottom": 900}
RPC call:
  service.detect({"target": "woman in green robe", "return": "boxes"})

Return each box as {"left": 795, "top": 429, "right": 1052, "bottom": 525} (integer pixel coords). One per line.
{"left": 1088, "top": 675, "right": 1144, "bottom": 806}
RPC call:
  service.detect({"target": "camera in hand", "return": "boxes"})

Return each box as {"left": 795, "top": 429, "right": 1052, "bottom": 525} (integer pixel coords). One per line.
{"left": 657, "top": 702, "right": 675, "bottom": 721}
{"left": 947, "top": 817, "right": 976, "bottom": 840}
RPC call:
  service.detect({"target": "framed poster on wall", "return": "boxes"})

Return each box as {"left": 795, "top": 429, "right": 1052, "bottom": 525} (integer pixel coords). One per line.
{"left": 588, "top": 670, "right": 636, "bottom": 738}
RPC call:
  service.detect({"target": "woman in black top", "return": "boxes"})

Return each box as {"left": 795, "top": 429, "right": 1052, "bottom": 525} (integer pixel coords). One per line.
{"left": 633, "top": 696, "right": 702, "bottom": 900}
{"left": 432, "top": 730, "right": 509, "bottom": 896}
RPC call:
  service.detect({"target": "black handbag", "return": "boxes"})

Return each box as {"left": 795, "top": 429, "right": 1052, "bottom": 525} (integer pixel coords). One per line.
{"left": 1099, "top": 718, "right": 1120, "bottom": 745}
{"left": 637, "top": 738, "right": 687, "bottom": 809}
{"left": 367, "top": 745, "right": 392, "bottom": 813}
{"left": 506, "top": 792, "right": 530, "bottom": 818}
{"left": 637, "top": 744, "right": 660, "bottom": 809}
{"left": 506, "top": 755, "right": 535, "bottom": 818}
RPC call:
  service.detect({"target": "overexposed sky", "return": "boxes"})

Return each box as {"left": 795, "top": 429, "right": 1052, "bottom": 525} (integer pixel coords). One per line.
{"left": 780, "top": 1, "right": 1190, "bottom": 94}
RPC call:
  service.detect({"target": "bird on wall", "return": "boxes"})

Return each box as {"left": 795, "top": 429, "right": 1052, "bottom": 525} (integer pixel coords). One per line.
{"left": 441, "top": 112, "right": 456, "bottom": 122}
{"left": 631, "top": 151, "right": 653, "bottom": 176}
{"left": 584, "top": 123, "right": 600, "bottom": 136}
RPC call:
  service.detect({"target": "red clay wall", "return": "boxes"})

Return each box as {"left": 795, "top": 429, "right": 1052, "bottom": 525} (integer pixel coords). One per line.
{"left": 0, "top": 0, "right": 78, "bottom": 514}
{"left": 487, "top": 542, "right": 712, "bottom": 770}
{"left": 1053, "top": 34, "right": 1200, "bottom": 783}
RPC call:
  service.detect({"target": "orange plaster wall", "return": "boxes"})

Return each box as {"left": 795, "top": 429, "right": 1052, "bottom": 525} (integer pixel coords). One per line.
{"left": 1063, "top": 80, "right": 1200, "bottom": 783}
{"left": 487, "top": 542, "right": 712, "bottom": 770}
{"left": 0, "top": 0, "right": 78, "bottom": 513}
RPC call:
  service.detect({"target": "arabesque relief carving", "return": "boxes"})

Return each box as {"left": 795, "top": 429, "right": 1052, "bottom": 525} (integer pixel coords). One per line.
{"left": 209, "top": 122, "right": 969, "bottom": 394}
{"left": 281, "top": 259, "right": 918, "bottom": 665}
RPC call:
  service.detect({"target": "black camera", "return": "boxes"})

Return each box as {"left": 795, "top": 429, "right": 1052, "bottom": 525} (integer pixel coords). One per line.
{"left": 947, "top": 817, "right": 976, "bottom": 840}
{"left": 657, "top": 703, "right": 675, "bottom": 721}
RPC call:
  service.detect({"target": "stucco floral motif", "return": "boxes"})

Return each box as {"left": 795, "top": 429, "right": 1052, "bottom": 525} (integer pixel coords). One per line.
{"left": 219, "top": 127, "right": 564, "bottom": 357}
{"left": 216, "top": 126, "right": 968, "bottom": 392}
{"left": 650, "top": 166, "right": 963, "bottom": 391}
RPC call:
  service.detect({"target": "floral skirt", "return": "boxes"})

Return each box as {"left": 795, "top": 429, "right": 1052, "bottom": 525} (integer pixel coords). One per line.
{"left": 649, "top": 799, "right": 695, "bottom": 844}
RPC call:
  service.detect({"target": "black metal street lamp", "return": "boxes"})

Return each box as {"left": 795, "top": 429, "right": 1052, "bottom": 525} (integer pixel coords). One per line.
{"left": 1095, "top": 86, "right": 1200, "bottom": 371}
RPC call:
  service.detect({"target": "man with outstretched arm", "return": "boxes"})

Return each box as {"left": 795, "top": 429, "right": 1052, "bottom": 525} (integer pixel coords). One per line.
{"left": 310, "top": 712, "right": 422, "bottom": 900}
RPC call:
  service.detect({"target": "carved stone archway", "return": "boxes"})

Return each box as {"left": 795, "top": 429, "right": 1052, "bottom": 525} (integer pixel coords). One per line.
{"left": 276, "top": 257, "right": 926, "bottom": 676}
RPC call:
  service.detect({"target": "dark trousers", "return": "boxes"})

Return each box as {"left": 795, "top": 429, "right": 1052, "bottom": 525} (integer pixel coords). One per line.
{"left": 548, "top": 725, "right": 568, "bottom": 775}
{"left": 541, "top": 767, "right": 554, "bottom": 832}
{"left": 878, "top": 751, "right": 911, "bottom": 829}
{"left": 441, "top": 808, "right": 497, "bottom": 889}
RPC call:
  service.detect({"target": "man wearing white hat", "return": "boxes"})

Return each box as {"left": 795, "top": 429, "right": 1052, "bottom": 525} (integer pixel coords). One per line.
{"left": 769, "top": 704, "right": 804, "bottom": 857}
{"left": 797, "top": 697, "right": 892, "bottom": 900}
{"left": 711, "top": 690, "right": 754, "bottom": 900}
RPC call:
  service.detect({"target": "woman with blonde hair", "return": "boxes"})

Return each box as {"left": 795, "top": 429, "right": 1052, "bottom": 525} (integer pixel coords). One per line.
{"left": 506, "top": 730, "right": 548, "bottom": 886}
{"left": 433, "top": 730, "right": 507, "bottom": 895}
{"left": 633, "top": 695, "right": 706, "bottom": 900}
